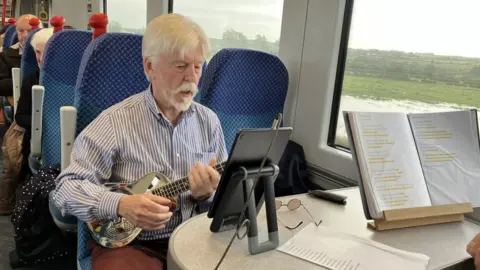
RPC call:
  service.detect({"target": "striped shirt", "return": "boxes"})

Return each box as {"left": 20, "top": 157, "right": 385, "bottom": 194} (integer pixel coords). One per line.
{"left": 53, "top": 87, "right": 227, "bottom": 240}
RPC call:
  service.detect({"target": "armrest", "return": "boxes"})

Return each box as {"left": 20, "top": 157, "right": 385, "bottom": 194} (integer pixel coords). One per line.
{"left": 28, "top": 153, "right": 41, "bottom": 175}
{"left": 30, "top": 85, "right": 44, "bottom": 157}
{"left": 11, "top": 67, "right": 20, "bottom": 115}
{"left": 60, "top": 106, "right": 77, "bottom": 171}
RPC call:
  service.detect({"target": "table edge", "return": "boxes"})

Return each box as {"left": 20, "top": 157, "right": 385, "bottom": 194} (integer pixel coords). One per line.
{"left": 168, "top": 213, "right": 207, "bottom": 269}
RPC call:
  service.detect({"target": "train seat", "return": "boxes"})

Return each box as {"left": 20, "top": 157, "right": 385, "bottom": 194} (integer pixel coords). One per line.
{"left": 33, "top": 30, "right": 92, "bottom": 170}
{"left": 72, "top": 32, "right": 148, "bottom": 270}
{"left": 199, "top": 48, "right": 289, "bottom": 152}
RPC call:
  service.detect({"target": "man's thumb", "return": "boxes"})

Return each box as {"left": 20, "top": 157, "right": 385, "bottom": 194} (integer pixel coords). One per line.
{"left": 209, "top": 157, "right": 217, "bottom": 166}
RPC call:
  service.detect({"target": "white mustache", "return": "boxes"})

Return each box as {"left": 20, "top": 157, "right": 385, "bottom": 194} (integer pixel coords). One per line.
{"left": 174, "top": 82, "right": 198, "bottom": 94}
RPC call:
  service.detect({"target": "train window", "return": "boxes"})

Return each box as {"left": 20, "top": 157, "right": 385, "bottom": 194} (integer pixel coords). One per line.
{"left": 331, "top": 0, "right": 480, "bottom": 149}
{"left": 172, "top": 0, "right": 284, "bottom": 59}
{"left": 106, "top": 0, "right": 147, "bottom": 34}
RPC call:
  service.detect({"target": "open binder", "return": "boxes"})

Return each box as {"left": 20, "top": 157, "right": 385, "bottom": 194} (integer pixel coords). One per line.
{"left": 343, "top": 110, "right": 475, "bottom": 230}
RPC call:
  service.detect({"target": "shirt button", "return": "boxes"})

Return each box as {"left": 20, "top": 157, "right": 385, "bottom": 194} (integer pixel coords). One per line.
{"left": 176, "top": 153, "right": 180, "bottom": 158}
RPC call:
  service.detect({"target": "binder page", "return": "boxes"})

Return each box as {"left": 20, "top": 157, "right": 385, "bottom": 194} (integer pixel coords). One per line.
{"left": 351, "top": 112, "right": 432, "bottom": 218}
{"left": 408, "top": 110, "right": 480, "bottom": 206}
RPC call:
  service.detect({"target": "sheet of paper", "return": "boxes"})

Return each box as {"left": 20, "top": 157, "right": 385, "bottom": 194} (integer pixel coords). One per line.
{"left": 277, "top": 223, "right": 430, "bottom": 270}
{"left": 408, "top": 110, "right": 480, "bottom": 206}
{"left": 349, "top": 112, "right": 432, "bottom": 218}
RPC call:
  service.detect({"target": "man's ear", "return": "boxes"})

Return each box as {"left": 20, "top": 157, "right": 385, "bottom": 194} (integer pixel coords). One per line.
{"left": 144, "top": 57, "right": 153, "bottom": 80}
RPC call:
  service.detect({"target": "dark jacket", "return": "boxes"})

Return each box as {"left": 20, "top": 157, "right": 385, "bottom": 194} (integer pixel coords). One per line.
{"left": 15, "top": 69, "right": 39, "bottom": 162}
{"left": 0, "top": 43, "right": 21, "bottom": 96}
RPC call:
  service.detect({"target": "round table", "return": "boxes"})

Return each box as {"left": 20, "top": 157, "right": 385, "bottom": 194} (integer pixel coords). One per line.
{"left": 167, "top": 188, "right": 477, "bottom": 270}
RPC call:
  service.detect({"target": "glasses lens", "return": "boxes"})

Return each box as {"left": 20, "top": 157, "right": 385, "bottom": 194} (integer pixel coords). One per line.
{"left": 287, "top": 199, "right": 301, "bottom": 210}
{"left": 275, "top": 200, "right": 282, "bottom": 210}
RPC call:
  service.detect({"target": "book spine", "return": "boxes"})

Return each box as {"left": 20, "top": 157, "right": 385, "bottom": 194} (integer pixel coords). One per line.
{"left": 342, "top": 111, "right": 373, "bottom": 220}
{"left": 406, "top": 114, "right": 432, "bottom": 203}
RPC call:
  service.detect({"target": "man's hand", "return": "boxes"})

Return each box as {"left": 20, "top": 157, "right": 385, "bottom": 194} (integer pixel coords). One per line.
{"left": 117, "top": 193, "right": 173, "bottom": 231}
{"left": 188, "top": 157, "right": 220, "bottom": 200}
{"left": 467, "top": 233, "right": 480, "bottom": 269}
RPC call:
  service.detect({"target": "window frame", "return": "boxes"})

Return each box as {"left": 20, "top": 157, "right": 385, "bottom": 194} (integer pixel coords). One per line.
{"left": 290, "top": 0, "right": 358, "bottom": 181}
{"left": 167, "top": 0, "right": 357, "bottom": 183}
{"left": 327, "top": 0, "right": 354, "bottom": 152}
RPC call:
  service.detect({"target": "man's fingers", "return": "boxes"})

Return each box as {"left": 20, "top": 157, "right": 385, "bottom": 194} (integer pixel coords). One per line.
{"left": 142, "top": 197, "right": 170, "bottom": 213}
{"left": 196, "top": 162, "right": 210, "bottom": 184}
{"left": 475, "top": 248, "right": 480, "bottom": 268}
{"left": 138, "top": 210, "right": 173, "bottom": 225}
{"left": 144, "top": 193, "right": 172, "bottom": 205}
{"left": 206, "top": 166, "right": 220, "bottom": 189}
{"left": 209, "top": 157, "right": 216, "bottom": 166}
{"left": 191, "top": 164, "right": 205, "bottom": 186}
{"left": 144, "top": 193, "right": 173, "bottom": 211}
{"left": 188, "top": 172, "right": 197, "bottom": 194}
{"left": 468, "top": 237, "right": 480, "bottom": 256}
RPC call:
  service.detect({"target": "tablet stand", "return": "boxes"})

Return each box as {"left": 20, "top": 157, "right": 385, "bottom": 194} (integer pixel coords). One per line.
{"left": 212, "top": 164, "right": 280, "bottom": 255}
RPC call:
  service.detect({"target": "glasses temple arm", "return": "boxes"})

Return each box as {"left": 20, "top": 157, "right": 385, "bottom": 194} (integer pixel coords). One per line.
{"left": 301, "top": 204, "right": 322, "bottom": 226}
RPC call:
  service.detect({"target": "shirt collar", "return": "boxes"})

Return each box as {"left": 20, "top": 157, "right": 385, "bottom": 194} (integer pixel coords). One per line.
{"left": 145, "top": 85, "right": 196, "bottom": 123}
{"left": 10, "top": 42, "right": 23, "bottom": 55}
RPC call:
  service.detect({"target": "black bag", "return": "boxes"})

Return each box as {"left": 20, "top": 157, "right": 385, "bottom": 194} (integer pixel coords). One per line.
{"left": 10, "top": 164, "right": 76, "bottom": 268}
{"left": 274, "top": 140, "right": 312, "bottom": 197}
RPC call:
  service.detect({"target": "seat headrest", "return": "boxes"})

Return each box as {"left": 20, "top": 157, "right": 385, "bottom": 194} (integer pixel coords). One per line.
{"left": 201, "top": 48, "right": 289, "bottom": 114}
{"left": 74, "top": 33, "right": 149, "bottom": 134}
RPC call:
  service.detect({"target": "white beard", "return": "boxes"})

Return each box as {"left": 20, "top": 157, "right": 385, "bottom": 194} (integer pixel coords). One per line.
{"left": 172, "top": 82, "right": 198, "bottom": 111}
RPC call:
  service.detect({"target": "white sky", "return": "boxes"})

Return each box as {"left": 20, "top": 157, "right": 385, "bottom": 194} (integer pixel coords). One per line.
{"left": 350, "top": 0, "right": 480, "bottom": 58}
{"left": 107, "top": 0, "right": 480, "bottom": 58}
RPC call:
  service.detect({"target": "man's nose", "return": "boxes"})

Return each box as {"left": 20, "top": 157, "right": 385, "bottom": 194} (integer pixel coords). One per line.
{"left": 184, "top": 66, "right": 197, "bottom": 82}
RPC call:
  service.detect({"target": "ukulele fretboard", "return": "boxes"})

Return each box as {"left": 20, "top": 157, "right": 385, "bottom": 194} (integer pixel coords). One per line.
{"left": 151, "top": 161, "right": 226, "bottom": 198}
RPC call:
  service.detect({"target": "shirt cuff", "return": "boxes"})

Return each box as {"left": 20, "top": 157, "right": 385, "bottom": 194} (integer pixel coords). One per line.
{"left": 194, "top": 191, "right": 216, "bottom": 213}
{"left": 98, "top": 192, "right": 126, "bottom": 220}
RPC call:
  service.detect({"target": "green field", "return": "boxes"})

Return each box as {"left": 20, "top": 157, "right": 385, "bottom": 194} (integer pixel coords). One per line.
{"left": 342, "top": 75, "right": 480, "bottom": 108}
{"left": 336, "top": 74, "right": 480, "bottom": 148}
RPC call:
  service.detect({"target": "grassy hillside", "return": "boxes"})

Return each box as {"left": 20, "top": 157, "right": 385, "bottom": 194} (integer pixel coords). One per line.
{"left": 345, "top": 48, "right": 480, "bottom": 91}
{"left": 343, "top": 75, "right": 480, "bottom": 107}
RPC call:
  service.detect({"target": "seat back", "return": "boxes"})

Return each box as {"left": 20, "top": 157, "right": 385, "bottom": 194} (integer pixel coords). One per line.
{"left": 3, "top": 25, "right": 17, "bottom": 48}
{"left": 40, "top": 30, "right": 92, "bottom": 165}
{"left": 74, "top": 33, "right": 149, "bottom": 134}
{"left": 193, "top": 61, "right": 207, "bottom": 103}
{"left": 200, "top": 48, "right": 289, "bottom": 152}
{"left": 20, "top": 28, "right": 41, "bottom": 84}
{"left": 75, "top": 33, "right": 148, "bottom": 270}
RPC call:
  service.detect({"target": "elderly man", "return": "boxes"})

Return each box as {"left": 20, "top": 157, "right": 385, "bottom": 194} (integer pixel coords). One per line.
{"left": 53, "top": 13, "right": 226, "bottom": 269}
{"left": 0, "top": 14, "right": 39, "bottom": 96}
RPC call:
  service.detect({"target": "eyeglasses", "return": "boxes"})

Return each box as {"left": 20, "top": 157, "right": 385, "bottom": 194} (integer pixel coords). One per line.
{"left": 275, "top": 198, "right": 322, "bottom": 230}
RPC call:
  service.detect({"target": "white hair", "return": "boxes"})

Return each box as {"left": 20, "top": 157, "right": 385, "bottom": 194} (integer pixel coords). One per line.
{"left": 142, "top": 13, "right": 211, "bottom": 81}
{"left": 30, "top": 28, "right": 53, "bottom": 51}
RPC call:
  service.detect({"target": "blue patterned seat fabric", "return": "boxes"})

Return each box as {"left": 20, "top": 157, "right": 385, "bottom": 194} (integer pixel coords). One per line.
{"left": 200, "top": 48, "right": 289, "bottom": 152}
{"left": 20, "top": 28, "right": 41, "bottom": 85}
{"left": 3, "top": 25, "right": 17, "bottom": 48}
{"left": 40, "top": 30, "right": 92, "bottom": 166}
{"left": 75, "top": 33, "right": 149, "bottom": 270}
{"left": 3, "top": 28, "right": 37, "bottom": 125}
{"left": 193, "top": 61, "right": 207, "bottom": 103}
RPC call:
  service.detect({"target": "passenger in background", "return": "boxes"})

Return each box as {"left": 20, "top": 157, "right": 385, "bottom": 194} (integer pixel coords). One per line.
{"left": 0, "top": 28, "right": 53, "bottom": 215}
{"left": 16, "top": 28, "right": 54, "bottom": 177}
{"left": 0, "top": 14, "right": 40, "bottom": 97}
{"left": 53, "top": 13, "right": 227, "bottom": 269}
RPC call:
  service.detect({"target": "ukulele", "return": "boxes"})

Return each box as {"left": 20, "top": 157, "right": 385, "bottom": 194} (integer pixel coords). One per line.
{"left": 87, "top": 162, "right": 226, "bottom": 248}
